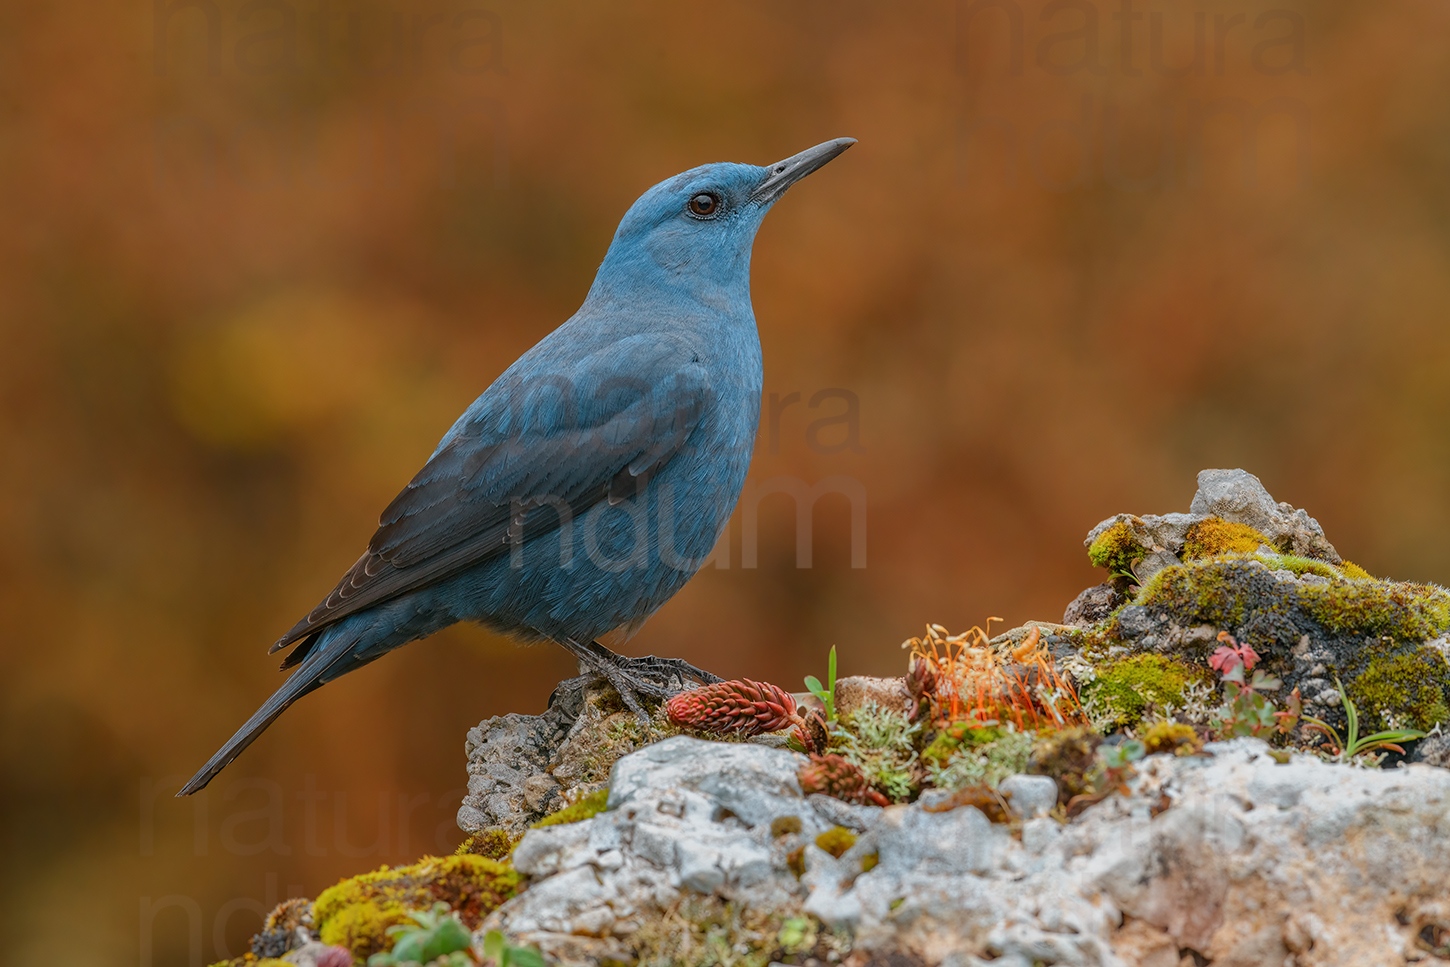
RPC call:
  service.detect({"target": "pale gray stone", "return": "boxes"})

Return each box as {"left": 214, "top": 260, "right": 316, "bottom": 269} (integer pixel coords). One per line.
{"left": 606, "top": 735, "right": 807, "bottom": 827}
{"left": 875, "top": 802, "right": 997, "bottom": 875}
{"left": 1411, "top": 729, "right": 1450, "bottom": 768}
{"left": 1134, "top": 550, "right": 1182, "bottom": 584}
{"left": 806, "top": 792, "right": 881, "bottom": 832}
{"left": 999, "top": 774, "right": 1059, "bottom": 819}
{"left": 483, "top": 734, "right": 1450, "bottom": 967}
{"left": 1190, "top": 468, "right": 1340, "bottom": 561}
{"left": 1083, "top": 468, "right": 1341, "bottom": 569}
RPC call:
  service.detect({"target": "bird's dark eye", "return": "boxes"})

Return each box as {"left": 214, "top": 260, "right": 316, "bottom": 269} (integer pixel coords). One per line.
{"left": 687, "top": 192, "right": 720, "bottom": 218}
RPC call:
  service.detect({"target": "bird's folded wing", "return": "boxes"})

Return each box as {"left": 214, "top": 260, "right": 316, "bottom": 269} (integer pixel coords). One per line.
{"left": 270, "top": 347, "right": 713, "bottom": 653}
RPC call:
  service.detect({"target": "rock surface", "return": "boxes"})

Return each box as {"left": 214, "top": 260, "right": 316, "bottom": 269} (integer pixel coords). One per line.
{"left": 446, "top": 468, "right": 1450, "bottom": 965}
{"left": 458, "top": 677, "right": 687, "bottom": 835}
{"left": 1074, "top": 469, "right": 1450, "bottom": 738}
{"left": 483, "top": 736, "right": 1450, "bottom": 966}
{"left": 457, "top": 691, "right": 582, "bottom": 834}
{"left": 1085, "top": 468, "right": 1341, "bottom": 568}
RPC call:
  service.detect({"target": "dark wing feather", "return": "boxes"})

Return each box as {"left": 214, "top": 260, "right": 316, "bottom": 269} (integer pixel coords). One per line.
{"left": 270, "top": 358, "right": 711, "bottom": 654}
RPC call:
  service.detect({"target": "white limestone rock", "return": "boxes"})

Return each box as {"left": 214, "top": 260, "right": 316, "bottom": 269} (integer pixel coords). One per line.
{"left": 482, "top": 736, "right": 1450, "bottom": 966}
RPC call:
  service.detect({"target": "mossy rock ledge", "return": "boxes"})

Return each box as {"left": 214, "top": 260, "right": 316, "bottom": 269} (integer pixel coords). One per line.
{"left": 1063, "top": 468, "right": 1450, "bottom": 737}
{"left": 211, "top": 468, "right": 1450, "bottom": 967}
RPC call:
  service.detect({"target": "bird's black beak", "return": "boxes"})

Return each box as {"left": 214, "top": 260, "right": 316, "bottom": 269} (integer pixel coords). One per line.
{"left": 751, "top": 137, "right": 856, "bottom": 204}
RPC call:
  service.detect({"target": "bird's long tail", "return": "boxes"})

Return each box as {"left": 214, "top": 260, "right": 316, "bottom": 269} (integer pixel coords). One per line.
{"left": 176, "top": 630, "right": 360, "bottom": 796}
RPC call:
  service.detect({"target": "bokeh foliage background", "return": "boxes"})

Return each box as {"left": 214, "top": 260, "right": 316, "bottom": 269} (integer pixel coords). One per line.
{"left": 4, "top": 1, "right": 1450, "bottom": 963}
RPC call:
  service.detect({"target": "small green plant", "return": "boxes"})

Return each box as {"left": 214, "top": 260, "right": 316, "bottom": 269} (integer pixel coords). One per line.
{"left": 1207, "top": 633, "right": 1300, "bottom": 739}
{"left": 1065, "top": 737, "right": 1145, "bottom": 815}
{"left": 1302, "top": 676, "right": 1427, "bottom": 764}
{"left": 367, "top": 903, "right": 472, "bottom": 966}
{"left": 1111, "top": 565, "right": 1144, "bottom": 591}
{"left": 804, "top": 645, "right": 838, "bottom": 722}
{"left": 837, "top": 701, "right": 919, "bottom": 801}
{"left": 924, "top": 728, "right": 1034, "bottom": 791}
{"left": 777, "top": 916, "right": 818, "bottom": 955}
{"left": 1094, "top": 738, "right": 1145, "bottom": 793}
{"left": 481, "top": 930, "right": 546, "bottom": 967}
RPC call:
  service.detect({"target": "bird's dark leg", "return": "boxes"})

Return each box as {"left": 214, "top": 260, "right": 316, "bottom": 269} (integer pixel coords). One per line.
{"left": 557, "top": 638, "right": 722, "bottom": 720}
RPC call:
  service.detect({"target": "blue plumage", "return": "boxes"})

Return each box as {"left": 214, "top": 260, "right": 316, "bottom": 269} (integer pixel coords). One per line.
{"left": 179, "top": 138, "right": 854, "bottom": 795}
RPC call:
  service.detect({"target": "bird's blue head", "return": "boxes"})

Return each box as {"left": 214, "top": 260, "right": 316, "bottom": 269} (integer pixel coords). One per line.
{"left": 586, "top": 138, "right": 855, "bottom": 308}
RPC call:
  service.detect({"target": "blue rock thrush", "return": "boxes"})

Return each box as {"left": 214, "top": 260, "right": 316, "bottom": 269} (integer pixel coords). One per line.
{"left": 178, "top": 138, "right": 855, "bottom": 795}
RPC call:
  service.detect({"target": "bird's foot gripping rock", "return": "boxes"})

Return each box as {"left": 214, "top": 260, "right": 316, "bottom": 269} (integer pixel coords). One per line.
{"left": 559, "top": 638, "right": 722, "bottom": 720}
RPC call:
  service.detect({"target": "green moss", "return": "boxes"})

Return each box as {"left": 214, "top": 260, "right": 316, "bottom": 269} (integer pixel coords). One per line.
{"left": 1134, "top": 562, "right": 1252, "bottom": 628}
{"left": 920, "top": 733, "right": 956, "bottom": 766}
{"left": 1088, "top": 520, "right": 1146, "bottom": 574}
{"left": 1243, "top": 551, "right": 1381, "bottom": 584}
{"left": 1347, "top": 647, "right": 1450, "bottom": 732}
{"left": 777, "top": 916, "right": 819, "bottom": 957}
{"left": 320, "top": 900, "right": 404, "bottom": 962}
{"left": 1183, "top": 517, "right": 1271, "bottom": 559}
{"left": 313, "top": 855, "right": 518, "bottom": 961}
{"left": 920, "top": 720, "right": 1006, "bottom": 766}
{"left": 1141, "top": 720, "right": 1201, "bottom": 756}
{"left": 1080, "top": 654, "right": 1207, "bottom": 728}
{"left": 859, "top": 852, "right": 878, "bottom": 873}
{"left": 532, "top": 787, "right": 610, "bottom": 828}
{"left": 924, "top": 729, "right": 1034, "bottom": 791}
{"left": 1340, "top": 560, "right": 1375, "bottom": 581}
{"left": 1251, "top": 552, "right": 1343, "bottom": 580}
{"left": 814, "top": 826, "right": 857, "bottom": 858}
{"left": 1300, "top": 580, "right": 1450, "bottom": 641}
{"left": 453, "top": 827, "right": 518, "bottom": 859}
{"left": 1132, "top": 557, "right": 1450, "bottom": 652}
{"left": 1028, "top": 727, "right": 1100, "bottom": 804}
{"left": 770, "top": 815, "right": 803, "bottom": 838}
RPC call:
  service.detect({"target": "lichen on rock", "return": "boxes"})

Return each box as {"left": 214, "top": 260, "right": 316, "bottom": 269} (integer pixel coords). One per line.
{"left": 1077, "top": 468, "right": 1450, "bottom": 737}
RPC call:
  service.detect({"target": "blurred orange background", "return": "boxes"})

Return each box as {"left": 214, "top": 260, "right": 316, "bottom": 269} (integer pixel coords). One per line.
{"left": 5, "top": 1, "right": 1450, "bottom": 963}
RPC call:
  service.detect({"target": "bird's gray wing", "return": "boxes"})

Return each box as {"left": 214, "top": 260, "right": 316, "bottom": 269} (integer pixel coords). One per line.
{"left": 270, "top": 342, "right": 712, "bottom": 655}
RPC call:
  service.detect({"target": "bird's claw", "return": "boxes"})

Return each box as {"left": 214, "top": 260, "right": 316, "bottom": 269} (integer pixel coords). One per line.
{"left": 560, "top": 639, "right": 722, "bottom": 722}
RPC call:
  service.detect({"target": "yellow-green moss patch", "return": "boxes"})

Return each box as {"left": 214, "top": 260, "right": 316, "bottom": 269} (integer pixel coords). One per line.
{"left": 1347, "top": 646, "right": 1450, "bottom": 732}
{"left": 920, "top": 720, "right": 1006, "bottom": 766}
{"left": 1251, "top": 552, "right": 1343, "bottom": 580}
{"left": 313, "top": 855, "right": 518, "bottom": 961}
{"left": 1134, "top": 563, "right": 1245, "bottom": 628}
{"left": 1141, "top": 720, "right": 1201, "bottom": 756}
{"left": 1183, "top": 517, "right": 1271, "bottom": 559}
{"left": 1088, "top": 520, "right": 1147, "bottom": 574}
{"left": 454, "top": 827, "right": 518, "bottom": 859}
{"left": 1339, "top": 560, "right": 1374, "bottom": 581}
{"left": 531, "top": 787, "right": 610, "bottom": 828}
{"left": 1300, "top": 580, "right": 1450, "bottom": 641}
{"left": 1080, "top": 654, "right": 1208, "bottom": 727}
{"left": 814, "top": 826, "right": 857, "bottom": 859}
{"left": 770, "top": 815, "right": 803, "bottom": 838}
